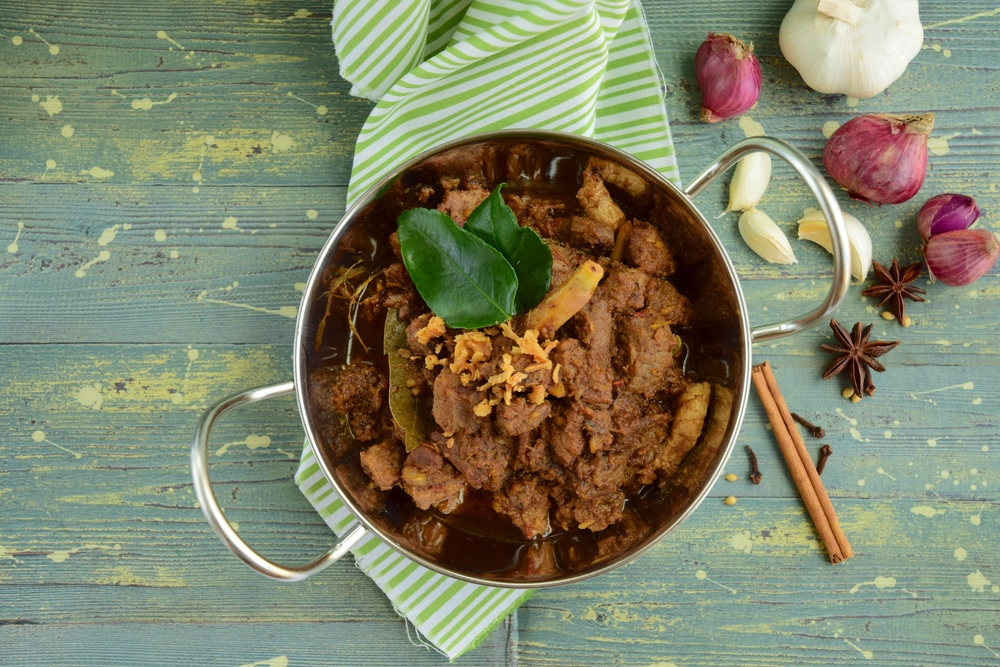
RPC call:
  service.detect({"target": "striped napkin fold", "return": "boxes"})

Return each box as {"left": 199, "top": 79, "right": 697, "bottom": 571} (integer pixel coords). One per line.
{"left": 295, "top": 0, "right": 681, "bottom": 659}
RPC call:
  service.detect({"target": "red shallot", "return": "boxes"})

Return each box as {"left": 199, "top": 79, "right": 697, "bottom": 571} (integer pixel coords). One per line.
{"left": 696, "top": 33, "right": 761, "bottom": 124}
{"left": 923, "top": 229, "right": 1000, "bottom": 287}
{"left": 917, "top": 193, "right": 980, "bottom": 242}
{"left": 823, "top": 113, "right": 934, "bottom": 205}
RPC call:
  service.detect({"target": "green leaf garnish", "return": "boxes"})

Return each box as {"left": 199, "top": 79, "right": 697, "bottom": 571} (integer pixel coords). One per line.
{"left": 397, "top": 207, "right": 518, "bottom": 329}
{"left": 465, "top": 184, "right": 552, "bottom": 314}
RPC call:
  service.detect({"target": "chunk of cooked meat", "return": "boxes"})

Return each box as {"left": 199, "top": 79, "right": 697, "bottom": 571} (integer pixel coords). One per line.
{"left": 359, "top": 439, "right": 405, "bottom": 491}
{"left": 382, "top": 262, "right": 425, "bottom": 321}
{"left": 401, "top": 445, "right": 467, "bottom": 513}
{"left": 555, "top": 488, "right": 625, "bottom": 532}
{"left": 546, "top": 240, "right": 584, "bottom": 294}
{"left": 594, "top": 264, "right": 649, "bottom": 313}
{"left": 567, "top": 215, "right": 615, "bottom": 253}
{"left": 644, "top": 277, "right": 697, "bottom": 327}
{"left": 545, "top": 403, "right": 586, "bottom": 466}
{"left": 577, "top": 166, "right": 625, "bottom": 231}
{"left": 438, "top": 186, "right": 489, "bottom": 226}
{"left": 624, "top": 411, "right": 673, "bottom": 485}
{"left": 312, "top": 362, "right": 387, "bottom": 442}
{"left": 625, "top": 220, "right": 676, "bottom": 277}
{"left": 655, "top": 382, "right": 712, "bottom": 477}
{"left": 515, "top": 433, "right": 567, "bottom": 484}
{"left": 617, "top": 313, "right": 680, "bottom": 398}
{"left": 493, "top": 474, "right": 551, "bottom": 539}
{"left": 594, "top": 509, "right": 650, "bottom": 562}
{"left": 587, "top": 157, "right": 650, "bottom": 204}
{"left": 439, "top": 427, "right": 514, "bottom": 492}
{"left": 504, "top": 191, "right": 570, "bottom": 239}
{"left": 336, "top": 463, "right": 386, "bottom": 514}
{"left": 432, "top": 369, "right": 483, "bottom": 435}
{"left": 552, "top": 338, "right": 613, "bottom": 407}
{"left": 496, "top": 397, "right": 552, "bottom": 437}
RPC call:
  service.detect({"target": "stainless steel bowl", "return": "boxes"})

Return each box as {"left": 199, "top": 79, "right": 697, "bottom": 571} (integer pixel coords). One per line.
{"left": 192, "top": 130, "right": 850, "bottom": 588}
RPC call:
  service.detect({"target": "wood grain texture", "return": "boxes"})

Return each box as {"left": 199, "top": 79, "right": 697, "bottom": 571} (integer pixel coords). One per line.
{"left": 1, "top": 0, "right": 999, "bottom": 665}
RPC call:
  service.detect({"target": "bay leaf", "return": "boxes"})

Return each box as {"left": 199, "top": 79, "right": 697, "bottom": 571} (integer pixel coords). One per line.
{"left": 384, "top": 308, "right": 429, "bottom": 452}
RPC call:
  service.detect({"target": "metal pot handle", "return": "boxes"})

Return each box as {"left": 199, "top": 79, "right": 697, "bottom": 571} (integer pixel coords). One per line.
{"left": 684, "top": 136, "right": 851, "bottom": 343}
{"left": 191, "top": 381, "right": 368, "bottom": 581}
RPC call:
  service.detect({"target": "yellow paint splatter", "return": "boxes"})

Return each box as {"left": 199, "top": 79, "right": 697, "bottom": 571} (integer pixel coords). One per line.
{"left": 7, "top": 221, "right": 24, "bottom": 254}
{"left": 270, "top": 131, "right": 293, "bottom": 152}
{"left": 131, "top": 92, "right": 177, "bottom": 110}
{"left": 850, "top": 575, "right": 896, "bottom": 594}
{"left": 955, "top": 547, "right": 968, "bottom": 561}
{"left": 39, "top": 94, "right": 63, "bottom": 116}
{"left": 29, "top": 28, "right": 59, "bottom": 55}
{"left": 154, "top": 229, "right": 167, "bottom": 242}
{"left": 98, "top": 224, "right": 120, "bottom": 247}
{"left": 31, "top": 430, "right": 82, "bottom": 458}
{"left": 910, "top": 505, "right": 945, "bottom": 518}
{"left": 294, "top": 282, "right": 306, "bottom": 292}
{"left": 973, "top": 397, "right": 983, "bottom": 405}
{"left": 222, "top": 216, "right": 241, "bottom": 231}
{"left": 730, "top": 531, "right": 753, "bottom": 554}
{"left": 110, "top": 89, "right": 127, "bottom": 99}
{"left": 969, "top": 570, "right": 991, "bottom": 592}
{"left": 928, "top": 133, "right": 960, "bottom": 156}
{"left": 253, "top": 8, "right": 313, "bottom": 22}
{"left": 41, "top": 158, "right": 56, "bottom": 179}
{"left": 215, "top": 434, "right": 272, "bottom": 456}
{"left": 77, "top": 384, "right": 104, "bottom": 410}
{"left": 694, "top": 569, "right": 737, "bottom": 594}
{"left": 286, "top": 91, "right": 328, "bottom": 115}
{"left": 187, "top": 349, "right": 200, "bottom": 361}
{"left": 822, "top": 121, "right": 840, "bottom": 138}
{"left": 10, "top": 35, "right": 24, "bottom": 46}
{"left": 925, "top": 8, "right": 1000, "bottom": 29}
{"left": 973, "top": 634, "right": 1000, "bottom": 659}
{"left": 80, "top": 166, "right": 114, "bottom": 179}
{"left": 75, "top": 250, "right": 111, "bottom": 277}
{"left": 48, "top": 543, "right": 118, "bottom": 563}
{"left": 834, "top": 408, "right": 857, "bottom": 426}
{"left": 169, "top": 250, "right": 179, "bottom": 259}
{"left": 845, "top": 96, "right": 859, "bottom": 107}
{"left": 844, "top": 639, "right": 873, "bottom": 659}
{"left": 61, "top": 124, "right": 74, "bottom": 138}
{"left": 197, "top": 292, "right": 298, "bottom": 319}
{"left": 738, "top": 115, "right": 765, "bottom": 138}
{"left": 156, "top": 30, "right": 184, "bottom": 50}
{"left": 237, "top": 657, "right": 289, "bottom": 667}
{"left": 306, "top": 209, "right": 319, "bottom": 219}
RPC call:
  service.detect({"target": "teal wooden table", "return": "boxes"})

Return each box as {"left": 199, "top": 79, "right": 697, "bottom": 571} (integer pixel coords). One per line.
{"left": 2, "top": 1, "right": 999, "bottom": 665}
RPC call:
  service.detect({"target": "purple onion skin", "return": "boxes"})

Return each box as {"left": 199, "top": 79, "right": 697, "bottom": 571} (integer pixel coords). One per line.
{"left": 696, "top": 33, "right": 761, "bottom": 124}
{"left": 823, "top": 113, "right": 933, "bottom": 205}
{"left": 917, "top": 193, "right": 980, "bottom": 241}
{"left": 923, "top": 229, "right": 1000, "bottom": 286}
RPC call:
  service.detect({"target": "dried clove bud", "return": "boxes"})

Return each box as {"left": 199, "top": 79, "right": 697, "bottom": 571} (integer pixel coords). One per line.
{"left": 746, "top": 444, "right": 762, "bottom": 484}
{"left": 791, "top": 412, "right": 825, "bottom": 438}
{"left": 817, "top": 444, "right": 833, "bottom": 475}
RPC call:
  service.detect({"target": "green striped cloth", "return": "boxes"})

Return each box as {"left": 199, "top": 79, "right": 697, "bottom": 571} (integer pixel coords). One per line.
{"left": 297, "top": 0, "right": 680, "bottom": 659}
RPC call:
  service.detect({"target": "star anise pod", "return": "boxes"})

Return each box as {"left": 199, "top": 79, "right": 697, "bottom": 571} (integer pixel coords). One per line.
{"left": 820, "top": 319, "right": 899, "bottom": 398}
{"left": 861, "top": 259, "right": 926, "bottom": 322}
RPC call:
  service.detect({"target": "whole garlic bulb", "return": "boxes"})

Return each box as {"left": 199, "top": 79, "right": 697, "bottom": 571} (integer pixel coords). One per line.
{"left": 779, "top": 0, "right": 923, "bottom": 99}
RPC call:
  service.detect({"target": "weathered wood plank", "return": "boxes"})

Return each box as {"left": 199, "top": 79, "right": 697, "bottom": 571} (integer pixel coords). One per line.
{"left": 2, "top": 0, "right": 1000, "bottom": 664}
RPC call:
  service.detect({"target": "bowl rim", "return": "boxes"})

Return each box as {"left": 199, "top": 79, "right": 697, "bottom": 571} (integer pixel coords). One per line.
{"left": 293, "top": 129, "right": 753, "bottom": 588}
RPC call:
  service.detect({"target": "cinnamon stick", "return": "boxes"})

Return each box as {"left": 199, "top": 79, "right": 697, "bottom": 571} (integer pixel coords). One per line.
{"left": 751, "top": 362, "right": 850, "bottom": 564}
{"left": 760, "top": 362, "right": 853, "bottom": 560}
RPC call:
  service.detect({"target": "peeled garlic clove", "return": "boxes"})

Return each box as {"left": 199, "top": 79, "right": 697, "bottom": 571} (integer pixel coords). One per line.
{"left": 823, "top": 113, "right": 933, "bottom": 205}
{"left": 917, "top": 193, "right": 980, "bottom": 241}
{"left": 923, "top": 229, "right": 1000, "bottom": 287}
{"left": 726, "top": 152, "right": 772, "bottom": 212}
{"left": 796, "top": 207, "right": 872, "bottom": 281}
{"left": 739, "top": 208, "right": 797, "bottom": 264}
{"left": 779, "top": 0, "right": 923, "bottom": 99}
